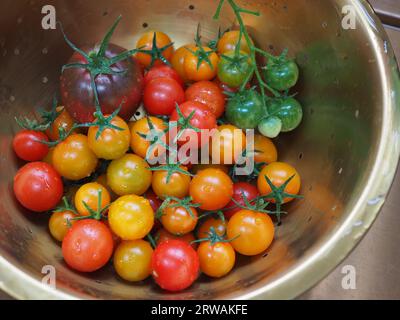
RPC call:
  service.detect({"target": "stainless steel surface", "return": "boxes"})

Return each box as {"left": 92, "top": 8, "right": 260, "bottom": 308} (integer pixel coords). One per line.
{"left": 370, "top": 0, "right": 400, "bottom": 26}
{"left": 1, "top": 0, "right": 400, "bottom": 300}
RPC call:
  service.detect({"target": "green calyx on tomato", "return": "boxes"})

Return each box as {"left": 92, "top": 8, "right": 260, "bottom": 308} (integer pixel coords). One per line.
{"left": 225, "top": 89, "right": 266, "bottom": 129}
{"left": 136, "top": 31, "right": 174, "bottom": 68}
{"left": 72, "top": 189, "right": 110, "bottom": 221}
{"left": 60, "top": 16, "right": 140, "bottom": 135}
{"left": 263, "top": 49, "right": 299, "bottom": 91}
{"left": 217, "top": 51, "right": 254, "bottom": 88}
{"left": 157, "top": 196, "right": 201, "bottom": 220}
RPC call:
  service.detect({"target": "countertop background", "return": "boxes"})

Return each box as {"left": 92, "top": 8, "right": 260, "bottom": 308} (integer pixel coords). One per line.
{"left": 1, "top": 0, "right": 399, "bottom": 300}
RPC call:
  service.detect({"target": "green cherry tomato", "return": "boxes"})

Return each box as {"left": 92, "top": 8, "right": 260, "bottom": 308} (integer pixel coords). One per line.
{"left": 258, "top": 116, "right": 282, "bottom": 138}
{"left": 268, "top": 97, "right": 303, "bottom": 132}
{"left": 264, "top": 59, "right": 299, "bottom": 91}
{"left": 225, "top": 89, "right": 265, "bottom": 129}
{"left": 217, "top": 51, "right": 253, "bottom": 88}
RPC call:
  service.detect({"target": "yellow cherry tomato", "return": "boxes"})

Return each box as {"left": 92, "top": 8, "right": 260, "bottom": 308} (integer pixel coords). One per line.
{"left": 108, "top": 195, "right": 154, "bottom": 240}
{"left": 88, "top": 115, "right": 130, "bottom": 160}
{"left": 53, "top": 134, "right": 98, "bottom": 181}
{"left": 107, "top": 154, "right": 152, "bottom": 196}
{"left": 113, "top": 240, "right": 153, "bottom": 282}
{"left": 161, "top": 203, "right": 198, "bottom": 236}
{"left": 135, "top": 31, "right": 173, "bottom": 67}
{"left": 171, "top": 44, "right": 197, "bottom": 82}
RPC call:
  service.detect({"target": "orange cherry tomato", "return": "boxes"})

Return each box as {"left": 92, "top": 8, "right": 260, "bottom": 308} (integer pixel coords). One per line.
{"left": 74, "top": 182, "right": 111, "bottom": 216}
{"left": 49, "top": 210, "right": 76, "bottom": 242}
{"left": 130, "top": 116, "right": 168, "bottom": 160}
{"left": 189, "top": 168, "right": 233, "bottom": 211}
{"left": 197, "top": 216, "right": 226, "bottom": 238}
{"left": 46, "top": 106, "right": 77, "bottom": 141}
{"left": 161, "top": 203, "right": 198, "bottom": 236}
{"left": 185, "top": 81, "right": 225, "bottom": 118}
{"left": 135, "top": 31, "right": 173, "bottom": 68}
{"left": 257, "top": 162, "right": 301, "bottom": 204}
{"left": 217, "top": 30, "right": 252, "bottom": 55}
{"left": 197, "top": 241, "right": 235, "bottom": 278}
{"left": 227, "top": 210, "right": 274, "bottom": 256}
{"left": 171, "top": 44, "right": 197, "bottom": 83}
{"left": 191, "top": 164, "right": 229, "bottom": 175}
{"left": 253, "top": 134, "right": 278, "bottom": 164}
{"left": 151, "top": 166, "right": 191, "bottom": 200}
{"left": 210, "top": 124, "right": 246, "bottom": 164}
{"left": 184, "top": 46, "right": 219, "bottom": 82}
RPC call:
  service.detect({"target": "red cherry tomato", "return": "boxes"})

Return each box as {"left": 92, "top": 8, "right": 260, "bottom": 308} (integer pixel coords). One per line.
{"left": 151, "top": 240, "right": 199, "bottom": 292}
{"left": 185, "top": 81, "right": 225, "bottom": 118}
{"left": 13, "top": 162, "right": 63, "bottom": 212}
{"left": 170, "top": 101, "right": 217, "bottom": 149}
{"left": 143, "top": 77, "right": 185, "bottom": 116}
{"left": 13, "top": 130, "right": 49, "bottom": 162}
{"left": 62, "top": 219, "right": 114, "bottom": 272}
{"left": 224, "top": 182, "right": 259, "bottom": 219}
{"left": 144, "top": 65, "right": 184, "bottom": 88}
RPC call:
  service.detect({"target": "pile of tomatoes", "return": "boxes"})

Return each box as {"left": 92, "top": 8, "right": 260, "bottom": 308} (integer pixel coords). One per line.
{"left": 11, "top": 17, "right": 302, "bottom": 292}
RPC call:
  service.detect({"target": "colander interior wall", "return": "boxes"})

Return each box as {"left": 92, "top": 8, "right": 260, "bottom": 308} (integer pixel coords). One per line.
{"left": 0, "top": 0, "right": 399, "bottom": 299}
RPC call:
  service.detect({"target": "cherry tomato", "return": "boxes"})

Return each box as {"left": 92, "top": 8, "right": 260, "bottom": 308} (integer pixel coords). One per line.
{"left": 61, "top": 44, "right": 143, "bottom": 123}
{"left": 170, "top": 101, "right": 217, "bottom": 149}
{"left": 191, "top": 164, "right": 229, "bottom": 175}
{"left": 13, "top": 130, "right": 49, "bottom": 162}
{"left": 190, "top": 168, "right": 233, "bottom": 211}
{"left": 87, "top": 115, "right": 130, "bottom": 160}
{"left": 227, "top": 210, "right": 274, "bottom": 256}
{"left": 218, "top": 51, "right": 253, "bottom": 88}
{"left": 144, "top": 65, "right": 184, "bottom": 88}
{"left": 209, "top": 124, "right": 246, "bottom": 164}
{"left": 224, "top": 182, "right": 260, "bottom": 219}
{"left": 130, "top": 116, "right": 168, "bottom": 160}
{"left": 13, "top": 162, "right": 63, "bottom": 212}
{"left": 52, "top": 134, "right": 98, "bottom": 181}
{"left": 161, "top": 202, "right": 198, "bottom": 235}
{"left": 156, "top": 228, "right": 197, "bottom": 249}
{"left": 62, "top": 219, "right": 114, "bottom": 272}
{"left": 43, "top": 147, "right": 55, "bottom": 166}
{"left": 152, "top": 166, "right": 191, "bottom": 199}
{"left": 144, "top": 77, "right": 185, "bottom": 116}
{"left": 253, "top": 134, "right": 278, "bottom": 164}
{"left": 225, "top": 89, "right": 264, "bottom": 129}
{"left": 113, "top": 240, "right": 153, "bottom": 282}
{"left": 107, "top": 154, "right": 152, "bottom": 196}
{"left": 198, "top": 241, "right": 235, "bottom": 278}
{"left": 184, "top": 46, "right": 219, "bottom": 82}
{"left": 264, "top": 59, "right": 299, "bottom": 91}
{"left": 171, "top": 44, "right": 197, "bottom": 82}
{"left": 135, "top": 31, "right": 174, "bottom": 68}
{"left": 49, "top": 210, "right": 76, "bottom": 242}
{"left": 185, "top": 81, "right": 225, "bottom": 118}
{"left": 46, "top": 106, "right": 76, "bottom": 141}
{"left": 108, "top": 195, "right": 154, "bottom": 240}
{"left": 95, "top": 174, "right": 118, "bottom": 201}
{"left": 217, "top": 30, "right": 252, "bottom": 55}
{"left": 74, "top": 182, "right": 111, "bottom": 216}
{"left": 151, "top": 240, "right": 199, "bottom": 292}
{"left": 257, "top": 162, "right": 301, "bottom": 204}
{"left": 197, "top": 217, "right": 226, "bottom": 238}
